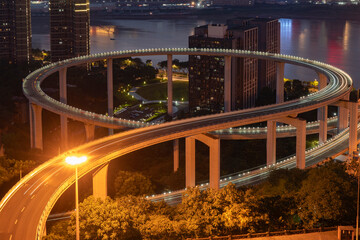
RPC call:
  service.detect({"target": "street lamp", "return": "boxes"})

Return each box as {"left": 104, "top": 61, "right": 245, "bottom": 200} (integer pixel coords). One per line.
{"left": 352, "top": 151, "right": 360, "bottom": 240}
{"left": 65, "top": 156, "right": 87, "bottom": 240}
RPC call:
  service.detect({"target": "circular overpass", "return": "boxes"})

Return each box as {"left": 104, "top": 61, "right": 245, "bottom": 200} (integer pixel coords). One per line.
{"left": 0, "top": 48, "right": 353, "bottom": 240}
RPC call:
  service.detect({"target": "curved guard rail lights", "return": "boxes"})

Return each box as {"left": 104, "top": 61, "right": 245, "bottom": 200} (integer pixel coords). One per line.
{"left": 0, "top": 48, "right": 354, "bottom": 240}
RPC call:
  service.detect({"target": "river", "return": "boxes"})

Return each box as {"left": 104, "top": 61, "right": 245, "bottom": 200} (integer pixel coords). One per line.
{"left": 31, "top": 16, "right": 360, "bottom": 87}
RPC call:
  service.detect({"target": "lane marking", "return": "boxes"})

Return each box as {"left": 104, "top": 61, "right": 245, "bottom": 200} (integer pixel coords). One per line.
{"left": 31, "top": 195, "right": 35, "bottom": 199}
{"left": 30, "top": 166, "right": 64, "bottom": 196}
{"left": 14, "top": 219, "right": 18, "bottom": 225}
{"left": 23, "top": 167, "right": 56, "bottom": 195}
{"left": 9, "top": 234, "right": 12, "bottom": 240}
{"left": 21, "top": 207, "right": 25, "bottom": 212}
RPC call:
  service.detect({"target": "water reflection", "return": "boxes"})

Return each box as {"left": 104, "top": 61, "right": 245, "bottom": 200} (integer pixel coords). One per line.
{"left": 32, "top": 17, "right": 360, "bottom": 87}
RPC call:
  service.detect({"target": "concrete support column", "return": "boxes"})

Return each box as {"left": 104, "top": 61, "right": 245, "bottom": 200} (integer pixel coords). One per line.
{"left": 173, "top": 139, "right": 179, "bottom": 172}
{"left": 317, "top": 72, "right": 328, "bottom": 144}
{"left": 92, "top": 164, "right": 109, "bottom": 201}
{"left": 59, "top": 68, "right": 67, "bottom": 104}
{"left": 209, "top": 138, "right": 220, "bottom": 190}
{"left": 185, "top": 137, "right": 196, "bottom": 187}
{"left": 29, "top": 103, "right": 43, "bottom": 150}
{"left": 107, "top": 58, "right": 114, "bottom": 135}
{"left": 279, "top": 117, "right": 306, "bottom": 169}
{"left": 338, "top": 95, "right": 350, "bottom": 133}
{"left": 276, "top": 62, "right": 285, "bottom": 104}
{"left": 266, "top": 120, "right": 276, "bottom": 166}
{"left": 84, "top": 124, "right": 95, "bottom": 142}
{"left": 224, "top": 56, "right": 231, "bottom": 112}
{"left": 186, "top": 134, "right": 220, "bottom": 189}
{"left": 349, "top": 102, "right": 358, "bottom": 156}
{"left": 167, "top": 54, "right": 173, "bottom": 117}
{"left": 296, "top": 120, "right": 306, "bottom": 169}
{"left": 59, "top": 68, "right": 68, "bottom": 151}
{"left": 318, "top": 106, "right": 328, "bottom": 144}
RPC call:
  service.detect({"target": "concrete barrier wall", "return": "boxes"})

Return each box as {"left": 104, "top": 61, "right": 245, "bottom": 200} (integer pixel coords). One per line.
{"left": 250, "top": 230, "right": 337, "bottom": 240}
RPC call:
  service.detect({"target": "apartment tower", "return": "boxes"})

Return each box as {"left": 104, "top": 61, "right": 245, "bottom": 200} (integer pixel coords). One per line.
{"left": 0, "top": 0, "right": 32, "bottom": 64}
{"left": 188, "top": 24, "right": 258, "bottom": 113}
{"left": 227, "top": 18, "right": 280, "bottom": 91}
{"left": 50, "top": 0, "right": 90, "bottom": 62}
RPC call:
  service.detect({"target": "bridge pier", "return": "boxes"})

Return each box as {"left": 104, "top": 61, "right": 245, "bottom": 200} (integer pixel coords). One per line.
{"left": 333, "top": 100, "right": 358, "bottom": 156}
{"left": 337, "top": 95, "right": 350, "bottom": 133}
{"left": 167, "top": 55, "right": 180, "bottom": 172}
{"left": 349, "top": 102, "right": 358, "bottom": 156}
{"left": 185, "top": 134, "right": 220, "bottom": 190}
{"left": 276, "top": 62, "right": 285, "bottom": 104}
{"left": 84, "top": 123, "right": 95, "bottom": 142}
{"left": 279, "top": 117, "right": 306, "bottom": 169}
{"left": 59, "top": 68, "right": 68, "bottom": 151}
{"left": 266, "top": 120, "right": 277, "bottom": 166}
{"left": 317, "top": 72, "right": 328, "bottom": 144}
{"left": 167, "top": 54, "right": 173, "bottom": 116}
{"left": 93, "top": 163, "right": 109, "bottom": 200}
{"left": 29, "top": 103, "right": 43, "bottom": 150}
{"left": 332, "top": 99, "right": 358, "bottom": 157}
{"left": 224, "top": 56, "right": 231, "bottom": 112}
{"left": 185, "top": 137, "right": 195, "bottom": 187}
{"left": 173, "top": 139, "right": 179, "bottom": 172}
{"left": 107, "top": 58, "right": 114, "bottom": 135}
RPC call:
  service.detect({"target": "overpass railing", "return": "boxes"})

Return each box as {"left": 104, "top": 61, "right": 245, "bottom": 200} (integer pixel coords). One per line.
{"left": 186, "top": 226, "right": 337, "bottom": 240}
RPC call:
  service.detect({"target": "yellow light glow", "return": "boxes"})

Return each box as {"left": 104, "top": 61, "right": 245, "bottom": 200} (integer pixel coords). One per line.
{"left": 65, "top": 156, "right": 87, "bottom": 166}
{"left": 75, "top": 3, "right": 89, "bottom": 6}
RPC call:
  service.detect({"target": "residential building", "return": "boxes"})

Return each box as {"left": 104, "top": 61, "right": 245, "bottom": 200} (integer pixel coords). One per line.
{"left": 50, "top": 0, "right": 90, "bottom": 62}
{"left": 0, "top": 0, "right": 32, "bottom": 64}
{"left": 227, "top": 17, "right": 280, "bottom": 91}
{"left": 188, "top": 23, "right": 258, "bottom": 113}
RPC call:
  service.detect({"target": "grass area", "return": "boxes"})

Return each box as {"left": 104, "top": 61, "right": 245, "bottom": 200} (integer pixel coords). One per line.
{"left": 136, "top": 81, "right": 188, "bottom": 101}
{"left": 138, "top": 103, "right": 167, "bottom": 122}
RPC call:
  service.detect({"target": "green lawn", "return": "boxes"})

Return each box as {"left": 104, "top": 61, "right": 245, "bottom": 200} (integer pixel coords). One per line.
{"left": 136, "top": 81, "right": 188, "bottom": 101}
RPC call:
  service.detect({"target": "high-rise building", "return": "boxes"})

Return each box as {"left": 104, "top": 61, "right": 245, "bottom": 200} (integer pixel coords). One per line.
{"left": 0, "top": 0, "right": 32, "bottom": 64}
{"left": 50, "top": 0, "right": 90, "bottom": 62}
{"left": 188, "top": 24, "right": 258, "bottom": 113}
{"left": 227, "top": 18, "right": 280, "bottom": 91}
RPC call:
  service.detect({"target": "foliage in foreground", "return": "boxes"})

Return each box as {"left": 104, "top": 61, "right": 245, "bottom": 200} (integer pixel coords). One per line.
{"left": 45, "top": 162, "right": 357, "bottom": 240}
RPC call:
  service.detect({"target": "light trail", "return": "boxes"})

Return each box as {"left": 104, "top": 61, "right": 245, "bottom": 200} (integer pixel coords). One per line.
{"left": 0, "top": 48, "right": 354, "bottom": 240}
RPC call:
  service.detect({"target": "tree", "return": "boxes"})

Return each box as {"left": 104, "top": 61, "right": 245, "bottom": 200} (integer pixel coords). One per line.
{"left": 68, "top": 196, "right": 141, "bottom": 240}
{"left": 114, "top": 171, "right": 154, "bottom": 197}
{"left": 0, "top": 157, "right": 36, "bottom": 185}
{"left": 175, "top": 184, "right": 264, "bottom": 237}
{"left": 253, "top": 168, "right": 307, "bottom": 230}
{"left": 255, "top": 168, "right": 307, "bottom": 198}
{"left": 139, "top": 215, "right": 177, "bottom": 240}
{"left": 284, "top": 79, "right": 309, "bottom": 100}
{"left": 297, "top": 162, "right": 356, "bottom": 227}
{"left": 175, "top": 187, "right": 222, "bottom": 237}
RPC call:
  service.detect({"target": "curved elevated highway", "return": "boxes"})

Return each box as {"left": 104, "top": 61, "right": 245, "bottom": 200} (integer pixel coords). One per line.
{"left": 0, "top": 49, "right": 354, "bottom": 240}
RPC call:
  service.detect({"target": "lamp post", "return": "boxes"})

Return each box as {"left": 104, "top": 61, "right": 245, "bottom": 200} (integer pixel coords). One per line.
{"left": 352, "top": 151, "right": 360, "bottom": 240}
{"left": 65, "top": 156, "right": 87, "bottom": 240}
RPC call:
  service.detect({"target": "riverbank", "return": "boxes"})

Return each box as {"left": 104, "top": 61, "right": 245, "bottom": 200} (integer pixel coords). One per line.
{"left": 32, "top": 4, "right": 360, "bottom": 21}
{"left": 89, "top": 4, "right": 360, "bottom": 21}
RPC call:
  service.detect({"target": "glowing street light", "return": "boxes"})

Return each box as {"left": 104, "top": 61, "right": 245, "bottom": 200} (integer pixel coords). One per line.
{"left": 65, "top": 156, "right": 87, "bottom": 240}
{"left": 65, "top": 156, "right": 87, "bottom": 166}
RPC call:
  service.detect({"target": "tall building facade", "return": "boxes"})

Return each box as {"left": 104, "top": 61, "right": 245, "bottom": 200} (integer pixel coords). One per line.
{"left": 188, "top": 24, "right": 258, "bottom": 113}
{"left": 50, "top": 0, "right": 90, "bottom": 62}
{"left": 0, "top": 0, "right": 32, "bottom": 64}
{"left": 227, "top": 18, "right": 280, "bottom": 91}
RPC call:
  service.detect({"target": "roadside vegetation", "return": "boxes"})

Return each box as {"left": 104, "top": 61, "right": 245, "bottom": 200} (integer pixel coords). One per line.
{"left": 45, "top": 162, "right": 357, "bottom": 240}
{"left": 136, "top": 81, "right": 188, "bottom": 102}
